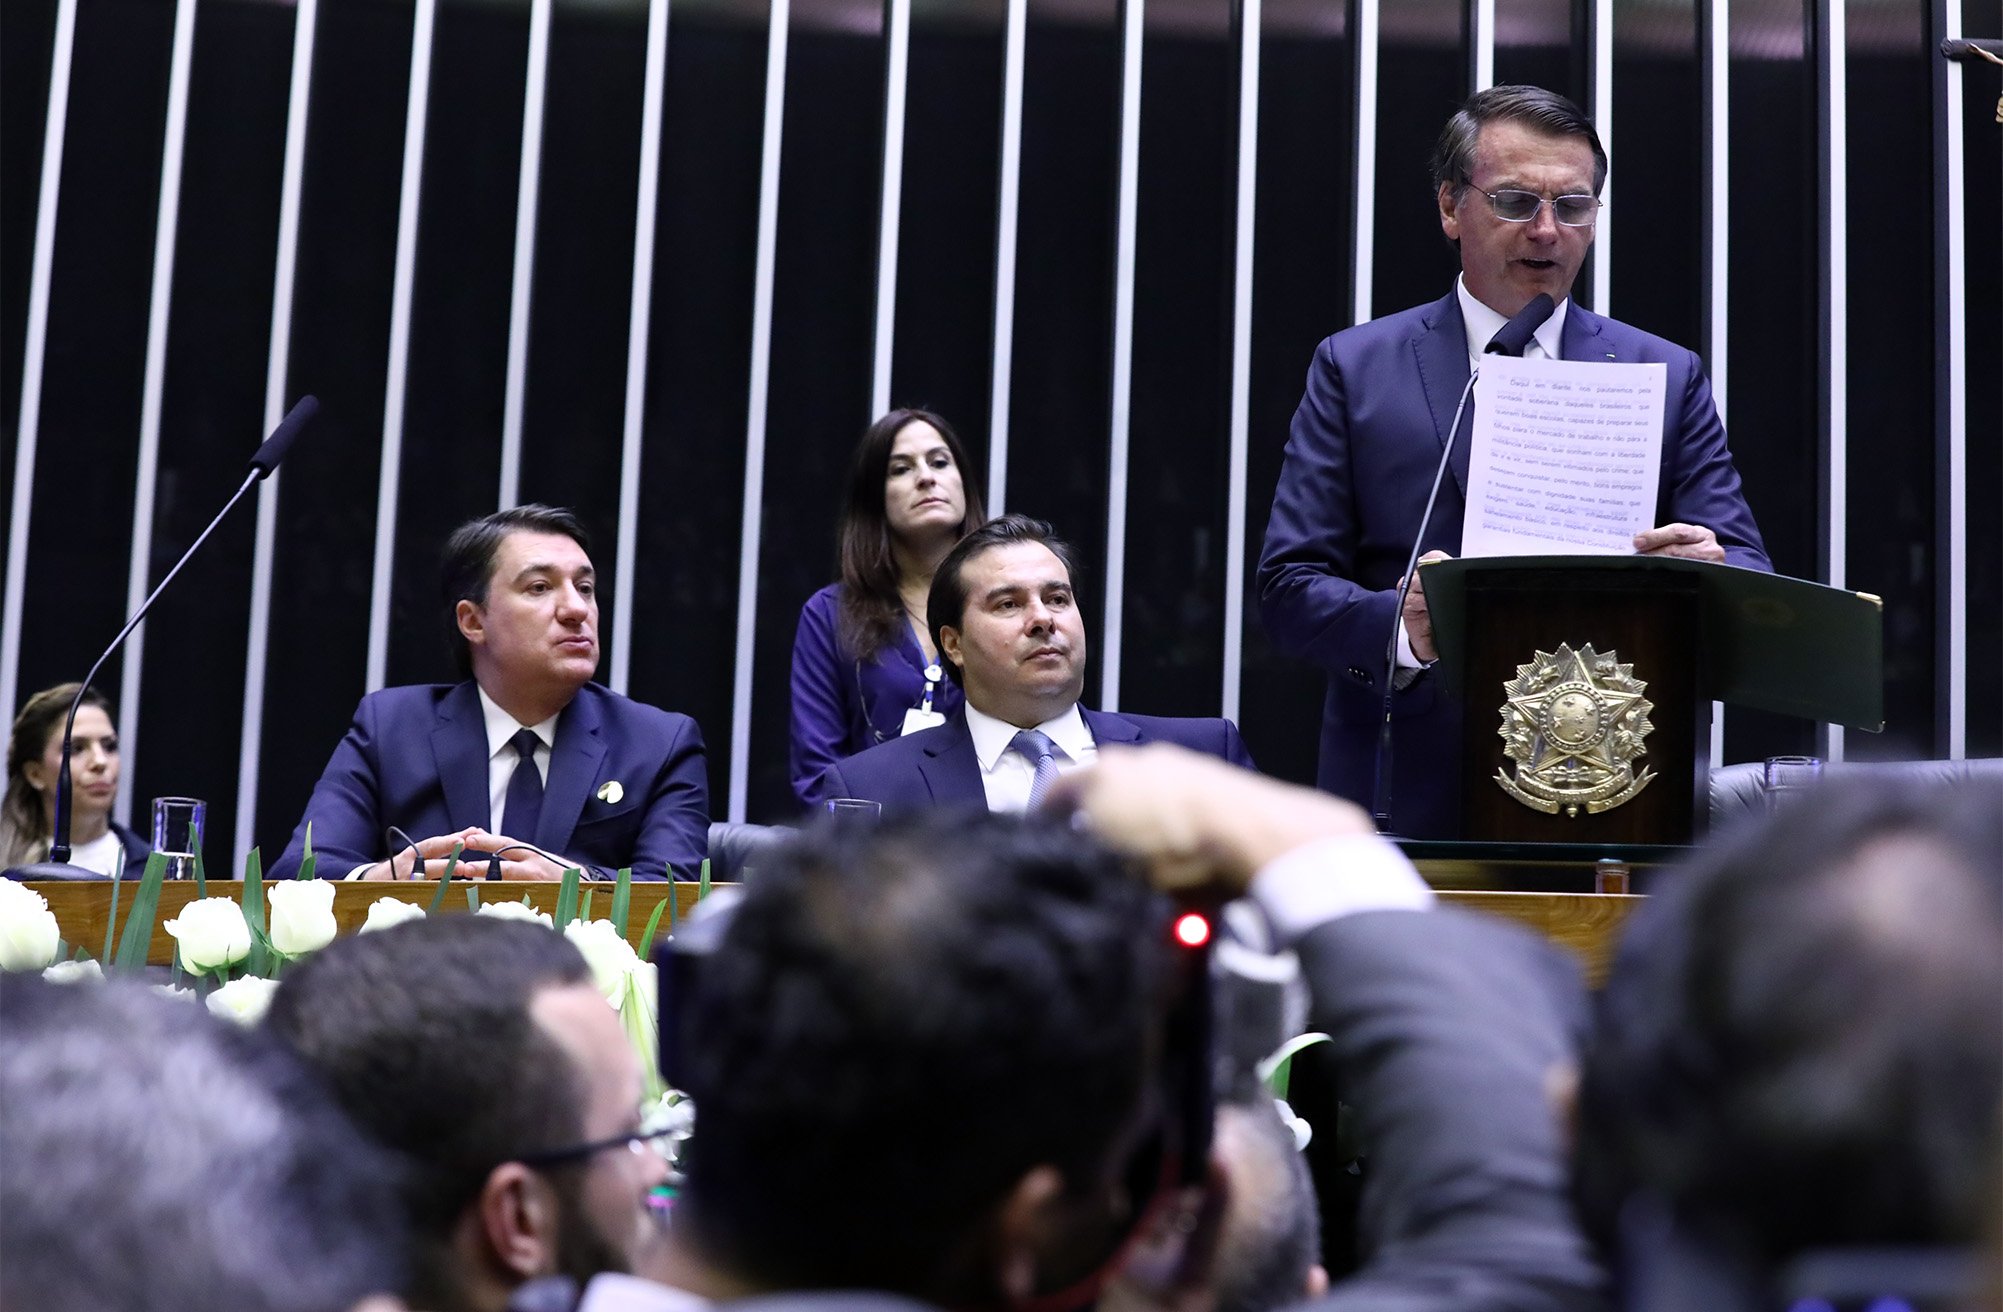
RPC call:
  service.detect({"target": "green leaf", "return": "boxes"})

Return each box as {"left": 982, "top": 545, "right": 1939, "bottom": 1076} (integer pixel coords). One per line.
{"left": 1259, "top": 1032, "right": 1334, "bottom": 1101}
{"left": 101, "top": 863, "right": 124, "bottom": 961}
{"left": 580, "top": 889, "right": 595, "bottom": 923}
{"left": 113, "top": 852, "right": 171, "bottom": 973}
{"left": 611, "top": 866, "right": 633, "bottom": 937}
{"left": 71, "top": 943, "right": 88, "bottom": 962}
{"left": 697, "top": 858, "right": 712, "bottom": 902}
{"left": 189, "top": 820, "right": 207, "bottom": 896}
{"left": 241, "top": 843, "right": 269, "bottom": 977}
{"left": 426, "top": 841, "right": 465, "bottom": 914}
{"left": 665, "top": 881, "right": 678, "bottom": 933}
{"left": 299, "top": 820, "right": 317, "bottom": 882}
{"left": 554, "top": 866, "right": 581, "bottom": 930}
{"left": 640, "top": 896, "right": 671, "bottom": 960}
{"left": 465, "top": 885, "right": 480, "bottom": 911}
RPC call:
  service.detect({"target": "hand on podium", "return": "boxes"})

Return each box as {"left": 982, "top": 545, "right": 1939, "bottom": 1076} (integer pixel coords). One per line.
{"left": 1633, "top": 521, "right": 1725, "bottom": 562}
{"left": 1402, "top": 550, "right": 1453, "bottom": 663}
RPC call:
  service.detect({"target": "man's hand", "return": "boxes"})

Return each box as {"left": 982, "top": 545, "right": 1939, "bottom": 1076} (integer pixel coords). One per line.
{"left": 1043, "top": 744, "right": 1375, "bottom": 897}
{"left": 1401, "top": 550, "right": 1452, "bottom": 663}
{"left": 465, "top": 831, "right": 571, "bottom": 881}
{"left": 361, "top": 828, "right": 572, "bottom": 881}
{"left": 360, "top": 829, "right": 487, "bottom": 882}
{"left": 1633, "top": 522, "right": 1725, "bottom": 562}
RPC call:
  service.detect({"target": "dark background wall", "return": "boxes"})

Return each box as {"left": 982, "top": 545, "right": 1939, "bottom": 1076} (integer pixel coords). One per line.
{"left": 2, "top": 0, "right": 1997, "bottom": 867}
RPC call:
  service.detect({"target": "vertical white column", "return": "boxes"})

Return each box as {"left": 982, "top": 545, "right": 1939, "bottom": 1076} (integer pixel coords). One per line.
{"left": 869, "top": 0, "right": 912, "bottom": 419}
{"left": 366, "top": 0, "right": 438, "bottom": 694}
{"left": 1819, "top": 0, "right": 1846, "bottom": 761}
{"left": 1350, "top": 0, "right": 1378, "bottom": 326}
{"left": 1704, "top": 0, "right": 1727, "bottom": 768}
{"left": 611, "top": 0, "right": 673, "bottom": 695}
{"left": 1938, "top": 8, "right": 1967, "bottom": 759}
{"left": 498, "top": 0, "right": 554, "bottom": 511}
{"left": 1471, "top": 0, "right": 1494, "bottom": 91}
{"left": 986, "top": 0, "right": 1027, "bottom": 514}
{"left": 115, "top": 0, "right": 202, "bottom": 822}
{"left": 1589, "top": 0, "right": 1613, "bottom": 315}
{"left": 729, "top": 0, "right": 791, "bottom": 823}
{"left": 236, "top": 0, "right": 320, "bottom": 864}
{"left": 1222, "top": 0, "right": 1260, "bottom": 723}
{"left": 0, "top": 0, "right": 80, "bottom": 726}
{"left": 1101, "top": 0, "right": 1144, "bottom": 713}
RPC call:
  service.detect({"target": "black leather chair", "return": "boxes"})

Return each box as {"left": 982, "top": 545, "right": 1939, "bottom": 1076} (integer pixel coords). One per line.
{"left": 1709, "top": 757, "right": 2003, "bottom": 830}
{"left": 704, "top": 821, "right": 791, "bottom": 883}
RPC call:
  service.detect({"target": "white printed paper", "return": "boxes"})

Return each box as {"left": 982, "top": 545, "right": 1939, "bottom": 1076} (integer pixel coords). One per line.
{"left": 1461, "top": 356, "right": 1668, "bottom": 557}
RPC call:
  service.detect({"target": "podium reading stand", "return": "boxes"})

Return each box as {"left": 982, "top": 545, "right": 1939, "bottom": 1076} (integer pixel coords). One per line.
{"left": 1422, "top": 556, "right": 1884, "bottom": 845}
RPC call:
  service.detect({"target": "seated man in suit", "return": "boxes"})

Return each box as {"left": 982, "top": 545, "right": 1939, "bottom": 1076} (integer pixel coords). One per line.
{"left": 271, "top": 505, "right": 708, "bottom": 881}
{"left": 814, "top": 513, "right": 1254, "bottom": 811}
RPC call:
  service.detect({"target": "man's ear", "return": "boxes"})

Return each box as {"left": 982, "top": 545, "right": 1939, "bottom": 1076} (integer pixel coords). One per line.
{"left": 474, "top": 1162, "right": 559, "bottom": 1281}
{"left": 940, "top": 625, "right": 965, "bottom": 675}
{"left": 1438, "top": 182, "right": 1462, "bottom": 242}
{"left": 992, "top": 1164, "right": 1066, "bottom": 1303}
{"left": 457, "top": 598, "right": 487, "bottom": 651}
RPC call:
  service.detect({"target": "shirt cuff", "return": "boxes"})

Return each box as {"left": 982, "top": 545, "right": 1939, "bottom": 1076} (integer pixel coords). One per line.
{"left": 344, "top": 864, "right": 372, "bottom": 881}
{"left": 1394, "top": 616, "right": 1426, "bottom": 671}
{"left": 1249, "top": 834, "right": 1434, "bottom": 945}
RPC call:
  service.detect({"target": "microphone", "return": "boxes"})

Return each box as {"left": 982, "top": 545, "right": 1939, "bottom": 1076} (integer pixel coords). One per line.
{"left": 4, "top": 398, "right": 319, "bottom": 880}
{"left": 1369, "top": 295, "right": 1554, "bottom": 832}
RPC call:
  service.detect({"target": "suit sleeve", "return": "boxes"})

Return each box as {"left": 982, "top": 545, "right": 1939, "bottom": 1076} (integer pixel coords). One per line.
{"left": 1258, "top": 338, "right": 1406, "bottom": 681}
{"left": 627, "top": 714, "right": 711, "bottom": 882}
{"left": 1296, "top": 908, "right": 1606, "bottom": 1312}
{"left": 790, "top": 589, "right": 855, "bottom": 807}
{"left": 1662, "top": 353, "right": 1770, "bottom": 572}
{"left": 268, "top": 697, "right": 391, "bottom": 880}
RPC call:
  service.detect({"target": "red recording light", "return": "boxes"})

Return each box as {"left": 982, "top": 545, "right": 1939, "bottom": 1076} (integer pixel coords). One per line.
{"left": 1172, "top": 912, "right": 1211, "bottom": 948}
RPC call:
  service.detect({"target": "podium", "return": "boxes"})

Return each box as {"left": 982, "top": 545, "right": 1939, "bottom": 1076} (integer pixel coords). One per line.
{"left": 1422, "top": 556, "right": 1884, "bottom": 844}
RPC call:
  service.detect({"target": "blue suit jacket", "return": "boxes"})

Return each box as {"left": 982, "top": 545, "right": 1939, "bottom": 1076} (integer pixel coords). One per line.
{"left": 269, "top": 681, "right": 710, "bottom": 881}
{"left": 1258, "top": 291, "right": 1770, "bottom": 837}
{"left": 813, "top": 707, "right": 1256, "bottom": 813}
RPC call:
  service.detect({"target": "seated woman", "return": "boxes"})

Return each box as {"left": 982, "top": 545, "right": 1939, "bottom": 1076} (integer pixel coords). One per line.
{"left": 790, "top": 408, "right": 986, "bottom": 806}
{"left": 2, "top": 683, "right": 147, "bottom": 879}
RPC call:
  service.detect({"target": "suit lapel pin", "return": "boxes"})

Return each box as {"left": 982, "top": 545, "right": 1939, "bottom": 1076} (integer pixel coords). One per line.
{"left": 597, "top": 780, "right": 624, "bottom": 805}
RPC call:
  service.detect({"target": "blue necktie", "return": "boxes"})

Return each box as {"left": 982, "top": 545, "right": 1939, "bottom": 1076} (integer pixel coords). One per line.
{"left": 1010, "top": 729, "right": 1062, "bottom": 811}
{"left": 503, "top": 729, "right": 543, "bottom": 839}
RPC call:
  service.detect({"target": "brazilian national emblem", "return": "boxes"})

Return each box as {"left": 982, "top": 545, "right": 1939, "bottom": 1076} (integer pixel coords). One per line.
{"left": 1495, "top": 642, "right": 1655, "bottom": 817}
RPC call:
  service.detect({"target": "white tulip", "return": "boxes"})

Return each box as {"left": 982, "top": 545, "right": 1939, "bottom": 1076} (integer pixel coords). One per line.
{"left": 267, "top": 879, "right": 338, "bottom": 956}
{"left": 358, "top": 897, "right": 427, "bottom": 934}
{"left": 0, "top": 881, "right": 62, "bottom": 972}
{"left": 476, "top": 900, "right": 553, "bottom": 929}
{"left": 565, "top": 918, "right": 642, "bottom": 1005}
{"left": 205, "top": 975, "right": 279, "bottom": 1025}
{"left": 41, "top": 958, "right": 104, "bottom": 985}
{"left": 164, "top": 897, "right": 252, "bottom": 973}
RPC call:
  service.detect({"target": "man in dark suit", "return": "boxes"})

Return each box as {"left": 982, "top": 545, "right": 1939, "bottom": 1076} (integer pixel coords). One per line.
{"left": 270, "top": 505, "right": 708, "bottom": 882}
{"left": 1258, "top": 85, "right": 1769, "bottom": 838}
{"left": 815, "top": 514, "right": 1254, "bottom": 811}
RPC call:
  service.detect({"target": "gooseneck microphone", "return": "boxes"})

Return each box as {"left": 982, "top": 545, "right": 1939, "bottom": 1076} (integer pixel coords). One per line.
{"left": 1370, "top": 295, "right": 1554, "bottom": 832}
{"left": 8, "top": 397, "right": 319, "bottom": 879}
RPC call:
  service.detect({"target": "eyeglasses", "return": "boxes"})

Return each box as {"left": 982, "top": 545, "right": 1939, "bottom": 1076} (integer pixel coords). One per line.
{"left": 1467, "top": 183, "right": 1601, "bottom": 227}
{"left": 517, "top": 1123, "right": 680, "bottom": 1168}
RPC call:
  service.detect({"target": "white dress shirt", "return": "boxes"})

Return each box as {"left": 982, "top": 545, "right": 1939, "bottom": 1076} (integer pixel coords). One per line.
{"left": 477, "top": 687, "right": 557, "bottom": 836}
{"left": 67, "top": 830, "right": 124, "bottom": 880}
{"left": 963, "top": 702, "right": 1098, "bottom": 813}
{"left": 1392, "top": 277, "right": 1575, "bottom": 673}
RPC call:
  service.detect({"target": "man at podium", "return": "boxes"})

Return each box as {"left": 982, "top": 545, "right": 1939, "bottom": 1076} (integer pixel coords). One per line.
{"left": 1259, "top": 85, "right": 1769, "bottom": 837}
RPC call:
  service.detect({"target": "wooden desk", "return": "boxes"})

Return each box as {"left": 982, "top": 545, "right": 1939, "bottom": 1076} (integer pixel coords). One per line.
{"left": 29, "top": 879, "right": 1638, "bottom": 984}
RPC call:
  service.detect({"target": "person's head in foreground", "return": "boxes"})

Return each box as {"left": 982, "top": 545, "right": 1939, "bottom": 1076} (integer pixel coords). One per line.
{"left": 267, "top": 915, "right": 668, "bottom": 1312}
{"left": 0, "top": 975, "right": 409, "bottom": 1312}
{"left": 1432, "top": 84, "right": 1607, "bottom": 317}
{"left": 1577, "top": 776, "right": 2003, "bottom": 1308}
{"left": 927, "top": 514, "right": 1088, "bottom": 729}
{"left": 671, "top": 810, "right": 1188, "bottom": 1309}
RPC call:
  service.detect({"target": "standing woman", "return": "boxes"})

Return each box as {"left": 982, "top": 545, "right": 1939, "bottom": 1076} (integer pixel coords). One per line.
{"left": 791, "top": 408, "right": 987, "bottom": 805}
{"left": 1, "top": 683, "right": 148, "bottom": 879}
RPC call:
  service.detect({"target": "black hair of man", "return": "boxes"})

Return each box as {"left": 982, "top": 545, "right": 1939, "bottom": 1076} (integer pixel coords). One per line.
{"left": 0, "top": 976, "right": 408, "bottom": 1312}
{"left": 1207, "top": 1094, "right": 1323, "bottom": 1312}
{"left": 925, "top": 512, "right": 1081, "bottom": 687}
{"left": 441, "top": 504, "right": 592, "bottom": 678}
{"left": 266, "top": 915, "right": 595, "bottom": 1304}
{"left": 674, "top": 809, "right": 1171, "bottom": 1302}
{"left": 1575, "top": 776, "right": 2003, "bottom": 1279}
{"left": 1430, "top": 85, "right": 1609, "bottom": 215}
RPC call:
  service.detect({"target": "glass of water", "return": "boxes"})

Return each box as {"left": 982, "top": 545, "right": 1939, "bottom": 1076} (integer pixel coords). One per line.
{"left": 1761, "top": 756, "right": 1824, "bottom": 811}
{"left": 150, "top": 796, "right": 207, "bottom": 880}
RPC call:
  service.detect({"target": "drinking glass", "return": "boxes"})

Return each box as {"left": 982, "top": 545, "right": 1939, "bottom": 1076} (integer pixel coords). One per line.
{"left": 823, "top": 798, "right": 883, "bottom": 822}
{"left": 150, "top": 796, "right": 207, "bottom": 880}
{"left": 1761, "top": 756, "right": 1824, "bottom": 811}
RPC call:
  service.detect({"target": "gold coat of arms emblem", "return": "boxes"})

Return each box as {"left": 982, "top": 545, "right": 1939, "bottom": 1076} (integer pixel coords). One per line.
{"left": 1495, "top": 642, "right": 1655, "bottom": 817}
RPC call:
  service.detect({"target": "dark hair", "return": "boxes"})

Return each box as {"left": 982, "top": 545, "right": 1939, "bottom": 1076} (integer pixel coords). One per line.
{"left": 677, "top": 811, "right": 1171, "bottom": 1300}
{"left": 925, "top": 513, "right": 1080, "bottom": 687}
{"left": 1209, "top": 1097, "right": 1322, "bottom": 1312}
{"left": 266, "top": 915, "right": 594, "bottom": 1303}
{"left": 1431, "top": 85, "right": 1609, "bottom": 213}
{"left": 440, "top": 504, "right": 592, "bottom": 678}
{"left": 1575, "top": 777, "right": 2003, "bottom": 1274}
{"left": 2, "top": 682, "right": 112, "bottom": 867}
{"left": 0, "top": 977, "right": 409, "bottom": 1312}
{"left": 835, "top": 408, "right": 987, "bottom": 661}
